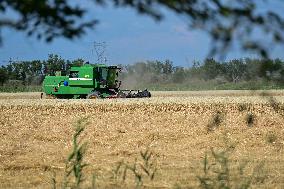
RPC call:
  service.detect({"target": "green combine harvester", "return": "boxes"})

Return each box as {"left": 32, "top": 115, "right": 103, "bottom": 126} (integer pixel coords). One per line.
{"left": 42, "top": 64, "right": 151, "bottom": 99}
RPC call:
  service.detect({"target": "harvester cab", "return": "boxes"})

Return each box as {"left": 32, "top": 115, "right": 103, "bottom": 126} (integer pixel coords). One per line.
{"left": 43, "top": 64, "right": 151, "bottom": 99}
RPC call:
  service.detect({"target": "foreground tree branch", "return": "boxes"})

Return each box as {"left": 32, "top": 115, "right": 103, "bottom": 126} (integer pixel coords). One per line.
{"left": 1, "top": 0, "right": 284, "bottom": 58}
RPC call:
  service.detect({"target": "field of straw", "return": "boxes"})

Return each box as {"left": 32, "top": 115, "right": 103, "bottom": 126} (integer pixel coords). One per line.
{"left": 0, "top": 90, "right": 284, "bottom": 188}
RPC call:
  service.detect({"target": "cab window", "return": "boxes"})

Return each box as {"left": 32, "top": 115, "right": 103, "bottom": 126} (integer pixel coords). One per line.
{"left": 70, "top": 71, "right": 79, "bottom": 78}
{"left": 99, "top": 68, "right": 108, "bottom": 80}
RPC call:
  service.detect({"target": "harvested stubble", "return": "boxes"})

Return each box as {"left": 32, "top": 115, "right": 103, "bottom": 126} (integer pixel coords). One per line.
{"left": 0, "top": 91, "right": 284, "bottom": 188}
{"left": 0, "top": 92, "right": 42, "bottom": 99}
{"left": 0, "top": 90, "right": 283, "bottom": 99}
{"left": 152, "top": 90, "right": 284, "bottom": 97}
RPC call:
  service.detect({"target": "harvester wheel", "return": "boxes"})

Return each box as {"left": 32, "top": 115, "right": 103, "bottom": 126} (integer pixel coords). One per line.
{"left": 87, "top": 92, "right": 101, "bottom": 99}
{"left": 46, "top": 94, "right": 57, "bottom": 99}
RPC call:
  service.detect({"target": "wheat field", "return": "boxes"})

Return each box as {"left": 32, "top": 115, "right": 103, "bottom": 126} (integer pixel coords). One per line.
{"left": 0, "top": 91, "right": 284, "bottom": 188}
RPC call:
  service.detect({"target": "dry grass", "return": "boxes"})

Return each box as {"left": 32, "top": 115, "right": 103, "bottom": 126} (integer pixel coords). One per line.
{"left": 0, "top": 91, "right": 284, "bottom": 188}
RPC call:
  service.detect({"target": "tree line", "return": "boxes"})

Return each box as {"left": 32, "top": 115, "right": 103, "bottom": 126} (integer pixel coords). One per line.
{"left": 119, "top": 58, "right": 284, "bottom": 90}
{"left": 0, "top": 54, "right": 84, "bottom": 87}
{"left": 0, "top": 54, "right": 284, "bottom": 90}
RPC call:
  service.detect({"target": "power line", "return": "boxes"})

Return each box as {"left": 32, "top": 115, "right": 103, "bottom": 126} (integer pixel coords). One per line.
{"left": 93, "top": 41, "right": 107, "bottom": 64}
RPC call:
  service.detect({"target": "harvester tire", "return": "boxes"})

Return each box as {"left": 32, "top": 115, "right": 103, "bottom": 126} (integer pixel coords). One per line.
{"left": 46, "top": 94, "right": 57, "bottom": 99}
{"left": 87, "top": 92, "right": 100, "bottom": 99}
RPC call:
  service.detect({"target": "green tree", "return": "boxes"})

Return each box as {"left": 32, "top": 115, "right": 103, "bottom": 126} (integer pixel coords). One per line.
{"left": 30, "top": 60, "right": 43, "bottom": 76}
{"left": 162, "top": 60, "right": 173, "bottom": 75}
{"left": 243, "top": 58, "right": 262, "bottom": 81}
{"left": 224, "top": 59, "right": 247, "bottom": 83}
{"left": 188, "top": 60, "right": 203, "bottom": 79}
{"left": 260, "top": 59, "right": 283, "bottom": 80}
{"left": 72, "top": 59, "right": 85, "bottom": 67}
{"left": 146, "top": 60, "right": 163, "bottom": 75}
{"left": 44, "top": 54, "right": 65, "bottom": 75}
{"left": 172, "top": 66, "right": 186, "bottom": 83}
{"left": 202, "top": 58, "right": 223, "bottom": 80}
{"left": 0, "top": 66, "right": 8, "bottom": 85}
{"left": 65, "top": 59, "right": 85, "bottom": 74}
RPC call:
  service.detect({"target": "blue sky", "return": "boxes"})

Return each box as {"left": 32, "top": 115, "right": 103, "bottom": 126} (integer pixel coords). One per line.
{"left": 0, "top": 1, "right": 284, "bottom": 66}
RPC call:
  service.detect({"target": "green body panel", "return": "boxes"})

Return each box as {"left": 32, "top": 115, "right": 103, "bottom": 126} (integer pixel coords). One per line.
{"left": 43, "top": 64, "right": 119, "bottom": 98}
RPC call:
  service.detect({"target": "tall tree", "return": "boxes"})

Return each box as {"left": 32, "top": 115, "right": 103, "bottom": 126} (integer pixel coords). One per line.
{"left": 44, "top": 54, "right": 65, "bottom": 75}
{"left": 172, "top": 66, "right": 186, "bottom": 83}
{"left": 260, "top": 59, "right": 283, "bottom": 80}
{"left": 0, "top": 66, "right": 8, "bottom": 85}
{"left": 202, "top": 58, "right": 223, "bottom": 80}
{"left": 225, "top": 59, "right": 246, "bottom": 83}
{"left": 162, "top": 60, "right": 173, "bottom": 74}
